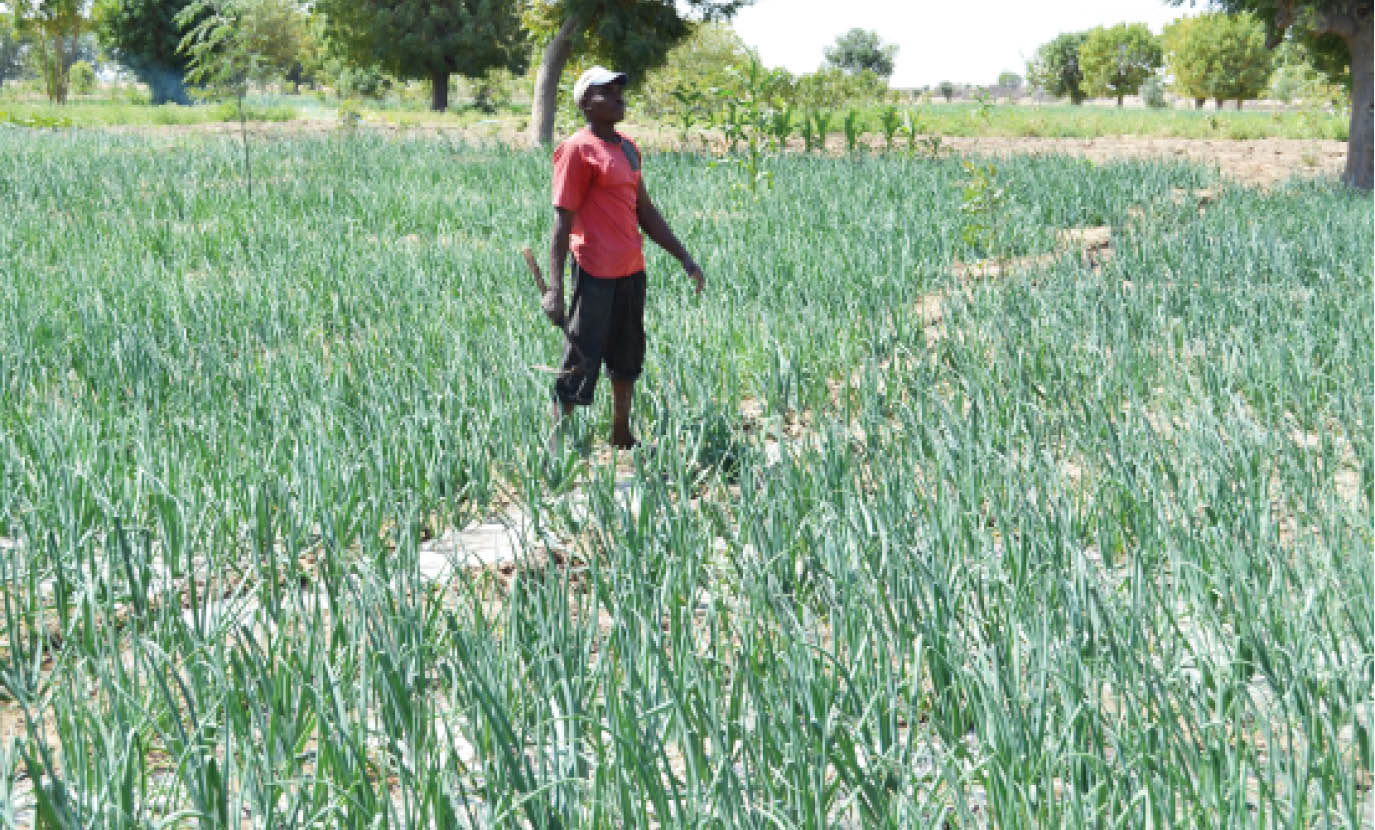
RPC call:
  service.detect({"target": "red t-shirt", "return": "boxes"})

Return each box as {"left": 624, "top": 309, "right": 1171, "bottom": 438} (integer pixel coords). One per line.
{"left": 552, "top": 128, "right": 645, "bottom": 278}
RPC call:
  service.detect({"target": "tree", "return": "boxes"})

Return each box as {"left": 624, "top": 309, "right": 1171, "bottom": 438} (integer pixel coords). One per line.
{"left": 791, "top": 66, "right": 888, "bottom": 110}
{"left": 0, "top": 15, "right": 28, "bottom": 88}
{"left": 636, "top": 21, "right": 754, "bottom": 118}
{"left": 1026, "top": 31, "right": 1089, "bottom": 104}
{"left": 15, "top": 0, "right": 87, "bottom": 103}
{"left": 937, "top": 79, "right": 954, "bottom": 101}
{"left": 996, "top": 71, "right": 1022, "bottom": 90}
{"left": 822, "top": 27, "right": 897, "bottom": 79}
{"left": 1169, "top": 1, "right": 1370, "bottom": 190}
{"left": 525, "top": 0, "right": 753, "bottom": 147}
{"left": 318, "top": 0, "right": 527, "bottom": 112}
{"left": 1079, "top": 22, "right": 1162, "bottom": 107}
{"left": 94, "top": 0, "right": 203, "bottom": 104}
{"left": 1164, "top": 12, "right": 1270, "bottom": 109}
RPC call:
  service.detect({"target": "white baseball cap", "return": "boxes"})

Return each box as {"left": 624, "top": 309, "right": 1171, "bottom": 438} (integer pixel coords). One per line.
{"left": 573, "top": 66, "right": 628, "bottom": 105}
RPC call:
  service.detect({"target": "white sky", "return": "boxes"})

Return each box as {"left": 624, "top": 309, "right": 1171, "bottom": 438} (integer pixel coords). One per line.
{"left": 729, "top": 0, "right": 1192, "bottom": 88}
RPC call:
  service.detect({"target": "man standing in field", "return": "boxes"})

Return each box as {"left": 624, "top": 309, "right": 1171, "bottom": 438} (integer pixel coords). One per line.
{"left": 543, "top": 66, "right": 705, "bottom": 450}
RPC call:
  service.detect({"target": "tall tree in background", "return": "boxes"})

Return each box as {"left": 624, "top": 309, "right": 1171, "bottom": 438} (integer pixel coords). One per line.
{"left": 94, "top": 0, "right": 202, "bottom": 104}
{"left": 1162, "top": 14, "right": 1210, "bottom": 106}
{"left": 15, "top": 0, "right": 86, "bottom": 102}
{"left": 1026, "top": 31, "right": 1089, "bottom": 104}
{"left": 525, "top": 0, "right": 752, "bottom": 147}
{"left": 318, "top": 0, "right": 526, "bottom": 112}
{"left": 1164, "top": 12, "right": 1271, "bottom": 109}
{"left": 822, "top": 27, "right": 897, "bottom": 79}
{"left": 1170, "top": 0, "right": 1370, "bottom": 190}
{"left": 1079, "top": 22, "right": 1162, "bottom": 106}
{"left": 0, "top": 15, "right": 28, "bottom": 88}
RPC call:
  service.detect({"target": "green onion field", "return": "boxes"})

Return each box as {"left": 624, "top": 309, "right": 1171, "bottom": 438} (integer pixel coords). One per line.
{"left": 0, "top": 128, "right": 1370, "bottom": 826}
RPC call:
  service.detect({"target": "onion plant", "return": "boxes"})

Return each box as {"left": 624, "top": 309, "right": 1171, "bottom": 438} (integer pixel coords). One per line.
{"left": 0, "top": 126, "right": 1369, "bottom": 827}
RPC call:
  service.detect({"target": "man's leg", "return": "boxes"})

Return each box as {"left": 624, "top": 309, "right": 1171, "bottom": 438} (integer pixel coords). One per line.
{"left": 604, "top": 272, "right": 647, "bottom": 451}
{"left": 550, "top": 263, "right": 614, "bottom": 448}
{"left": 610, "top": 379, "right": 636, "bottom": 449}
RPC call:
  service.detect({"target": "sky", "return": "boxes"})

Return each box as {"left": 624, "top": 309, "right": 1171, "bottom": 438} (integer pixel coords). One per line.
{"left": 729, "top": 0, "right": 1192, "bottom": 89}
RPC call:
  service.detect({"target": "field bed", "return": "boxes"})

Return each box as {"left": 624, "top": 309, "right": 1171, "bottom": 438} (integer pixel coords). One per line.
{"left": 0, "top": 128, "right": 1371, "bottom": 826}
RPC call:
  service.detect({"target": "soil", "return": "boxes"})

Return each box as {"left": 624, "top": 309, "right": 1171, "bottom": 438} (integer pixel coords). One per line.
{"left": 932, "top": 135, "right": 1347, "bottom": 188}
{"left": 101, "top": 115, "right": 1348, "bottom": 189}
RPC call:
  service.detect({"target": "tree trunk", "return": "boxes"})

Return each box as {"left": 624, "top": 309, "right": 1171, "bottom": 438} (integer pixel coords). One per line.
{"left": 1236, "top": 99, "right": 1243, "bottom": 110}
{"left": 1116, "top": 93, "right": 1124, "bottom": 108}
{"left": 431, "top": 69, "right": 449, "bottom": 112}
{"left": 529, "top": 12, "right": 582, "bottom": 147}
{"left": 1214, "top": 97, "right": 1223, "bottom": 110}
{"left": 1194, "top": 97, "right": 1204, "bottom": 109}
{"left": 1343, "top": 23, "right": 1373, "bottom": 190}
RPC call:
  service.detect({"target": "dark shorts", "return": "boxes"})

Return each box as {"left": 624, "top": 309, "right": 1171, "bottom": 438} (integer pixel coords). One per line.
{"left": 553, "top": 261, "right": 646, "bottom": 406}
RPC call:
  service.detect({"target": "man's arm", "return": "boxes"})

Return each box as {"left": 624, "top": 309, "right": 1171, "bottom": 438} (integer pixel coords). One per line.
{"left": 636, "top": 178, "right": 704, "bottom": 294}
{"left": 543, "top": 207, "right": 575, "bottom": 324}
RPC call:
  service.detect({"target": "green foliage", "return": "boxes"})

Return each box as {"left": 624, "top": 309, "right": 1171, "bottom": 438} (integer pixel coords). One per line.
{"left": 1026, "top": 31, "right": 1088, "bottom": 104}
{"left": 937, "top": 79, "right": 954, "bottom": 101}
{"left": 822, "top": 27, "right": 897, "bottom": 79}
{"left": 957, "top": 159, "right": 1006, "bottom": 254}
{"left": 878, "top": 103, "right": 899, "bottom": 150}
{"left": 334, "top": 63, "right": 390, "bottom": 99}
{"left": 67, "top": 57, "right": 94, "bottom": 93}
{"left": 93, "top": 0, "right": 202, "bottom": 104}
{"left": 1268, "top": 38, "right": 1344, "bottom": 105}
{"left": 1164, "top": 12, "right": 1271, "bottom": 107}
{"left": 0, "top": 16, "right": 27, "bottom": 87}
{"left": 1140, "top": 73, "right": 1168, "bottom": 108}
{"left": 711, "top": 56, "right": 784, "bottom": 193}
{"left": 996, "top": 71, "right": 1022, "bottom": 91}
{"left": 841, "top": 107, "right": 860, "bottom": 152}
{"left": 5, "top": 130, "right": 1369, "bottom": 825}
{"left": 15, "top": 0, "right": 86, "bottom": 103}
{"left": 1168, "top": 0, "right": 1352, "bottom": 86}
{"left": 526, "top": 0, "right": 751, "bottom": 89}
{"left": 790, "top": 66, "right": 888, "bottom": 112}
{"left": 318, "top": 0, "right": 527, "bottom": 110}
{"left": 1080, "top": 22, "right": 1162, "bottom": 105}
{"left": 0, "top": 105, "right": 73, "bottom": 125}
{"left": 636, "top": 21, "right": 755, "bottom": 120}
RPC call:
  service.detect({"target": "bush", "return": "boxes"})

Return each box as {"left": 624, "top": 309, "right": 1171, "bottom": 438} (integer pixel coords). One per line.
{"left": 1140, "top": 74, "right": 1168, "bottom": 108}
{"left": 335, "top": 65, "right": 390, "bottom": 100}
{"left": 68, "top": 61, "right": 96, "bottom": 96}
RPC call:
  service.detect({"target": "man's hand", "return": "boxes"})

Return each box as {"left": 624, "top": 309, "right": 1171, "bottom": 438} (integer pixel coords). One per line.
{"left": 684, "top": 259, "right": 705, "bottom": 295}
{"left": 541, "top": 287, "right": 566, "bottom": 326}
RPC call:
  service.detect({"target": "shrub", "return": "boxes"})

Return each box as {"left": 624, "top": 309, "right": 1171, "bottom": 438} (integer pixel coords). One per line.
{"left": 1140, "top": 74, "right": 1168, "bottom": 108}
{"left": 68, "top": 61, "right": 96, "bottom": 96}
{"left": 335, "top": 65, "right": 390, "bottom": 100}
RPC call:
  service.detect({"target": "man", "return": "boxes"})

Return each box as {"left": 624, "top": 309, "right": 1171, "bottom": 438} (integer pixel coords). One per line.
{"left": 543, "top": 66, "right": 704, "bottom": 450}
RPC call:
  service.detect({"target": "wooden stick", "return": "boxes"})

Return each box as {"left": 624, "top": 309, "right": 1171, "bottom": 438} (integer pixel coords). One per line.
{"left": 521, "top": 247, "right": 548, "bottom": 295}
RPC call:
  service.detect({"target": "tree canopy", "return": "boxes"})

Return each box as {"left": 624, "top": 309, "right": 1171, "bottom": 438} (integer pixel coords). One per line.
{"left": 94, "top": 0, "right": 203, "bottom": 103}
{"left": 1026, "top": 31, "right": 1088, "bottom": 104}
{"left": 318, "top": 0, "right": 527, "bottom": 111}
{"left": 1168, "top": 1, "right": 1370, "bottom": 189}
{"left": 14, "top": 0, "right": 88, "bottom": 103}
{"left": 0, "top": 16, "right": 27, "bottom": 87}
{"left": 822, "top": 27, "right": 897, "bottom": 79}
{"left": 1164, "top": 12, "right": 1271, "bottom": 108}
{"left": 1079, "top": 22, "right": 1162, "bottom": 106}
{"left": 524, "top": 0, "right": 754, "bottom": 145}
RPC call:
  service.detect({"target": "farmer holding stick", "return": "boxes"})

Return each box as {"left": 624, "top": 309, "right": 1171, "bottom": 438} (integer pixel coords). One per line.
{"left": 543, "top": 66, "right": 705, "bottom": 450}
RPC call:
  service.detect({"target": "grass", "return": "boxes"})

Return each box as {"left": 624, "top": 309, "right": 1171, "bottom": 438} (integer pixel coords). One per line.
{"left": 0, "top": 128, "right": 1370, "bottom": 826}
{"left": 0, "top": 96, "right": 299, "bottom": 128}
{"left": 0, "top": 84, "right": 1351, "bottom": 142}
{"left": 843, "top": 101, "right": 1352, "bottom": 141}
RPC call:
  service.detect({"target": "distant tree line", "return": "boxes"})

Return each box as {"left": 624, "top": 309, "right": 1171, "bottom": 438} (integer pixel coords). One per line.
{"left": 1025, "top": 1, "right": 1367, "bottom": 189}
